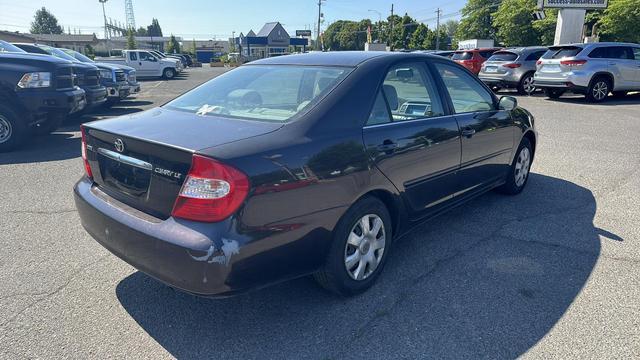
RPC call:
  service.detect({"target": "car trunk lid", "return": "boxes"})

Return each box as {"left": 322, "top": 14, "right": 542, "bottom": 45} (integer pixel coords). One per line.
{"left": 83, "top": 107, "right": 283, "bottom": 219}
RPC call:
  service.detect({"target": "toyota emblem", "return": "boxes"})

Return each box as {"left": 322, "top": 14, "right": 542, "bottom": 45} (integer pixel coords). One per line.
{"left": 114, "top": 138, "right": 125, "bottom": 153}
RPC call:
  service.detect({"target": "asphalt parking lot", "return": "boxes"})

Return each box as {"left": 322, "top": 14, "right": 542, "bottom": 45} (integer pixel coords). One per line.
{"left": 1, "top": 66, "right": 639, "bottom": 359}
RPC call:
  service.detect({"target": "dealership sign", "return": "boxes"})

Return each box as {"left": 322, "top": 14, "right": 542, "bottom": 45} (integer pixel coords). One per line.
{"left": 542, "top": 0, "right": 607, "bottom": 9}
{"left": 296, "top": 30, "right": 312, "bottom": 37}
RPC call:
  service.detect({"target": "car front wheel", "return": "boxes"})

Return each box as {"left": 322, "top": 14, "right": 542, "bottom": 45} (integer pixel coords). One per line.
{"left": 163, "top": 68, "right": 176, "bottom": 79}
{"left": 314, "top": 196, "right": 392, "bottom": 296}
{"left": 0, "top": 104, "right": 27, "bottom": 152}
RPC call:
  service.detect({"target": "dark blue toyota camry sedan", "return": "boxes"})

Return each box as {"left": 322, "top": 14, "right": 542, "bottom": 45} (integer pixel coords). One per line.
{"left": 75, "top": 51, "right": 536, "bottom": 297}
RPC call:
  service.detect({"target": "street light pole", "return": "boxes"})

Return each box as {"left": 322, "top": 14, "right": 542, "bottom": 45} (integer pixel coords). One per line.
{"left": 368, "top": 9, "right": 382, "bottom": 43}
{"left": 98, "top": 0, "right": 110, "bottom": 56}
{"left": 317, "top": 0, "right": 325, "bottom": 51}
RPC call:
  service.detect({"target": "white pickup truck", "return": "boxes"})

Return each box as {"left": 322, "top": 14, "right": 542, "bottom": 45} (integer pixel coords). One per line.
{"left": 97, "top": 50, "right": 180, "bottom": 79}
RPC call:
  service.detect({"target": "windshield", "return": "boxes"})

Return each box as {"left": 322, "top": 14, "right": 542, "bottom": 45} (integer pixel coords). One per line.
{"left": 542, "top": 47, "right": 583, "bottom": 59}
{"left": 165, "top": 65, "right": 351, "bottom": 122}
{"left": 60, "top": 48, "right": 93, "bottom": 63}
{"left": 0, "top": 40, "right": 26, "bottom": 53}
{"left": 452, "top": 52, "right": 473, "bottom": 60}
{"left": 38, "top": 45, "right": 78, "bottom": 62}
{"left": 487, "top": 51, "right": 518, "bottom": 62}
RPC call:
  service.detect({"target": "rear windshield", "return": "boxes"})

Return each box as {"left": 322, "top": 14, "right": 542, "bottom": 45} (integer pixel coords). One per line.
{"left": 165, "top": 65, "right": 351, "bottom": 122}
{"left": 452, "top": 52, "right": 473, "bottom": 60}
{"left": 487, "top": 51, "right": 518, "bottom": 62}
{"left": 542, "top": 47, "right": 583, "bottom": 59}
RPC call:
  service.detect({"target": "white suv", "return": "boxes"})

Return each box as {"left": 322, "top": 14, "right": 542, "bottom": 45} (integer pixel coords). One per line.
{"left": 534, "top": 42, "right": 640, "bottom": 102}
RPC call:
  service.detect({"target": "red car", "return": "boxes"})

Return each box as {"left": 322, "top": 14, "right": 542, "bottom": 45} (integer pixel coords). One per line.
{"left": 452, "top": 48, "right": 501, "bottom": 74}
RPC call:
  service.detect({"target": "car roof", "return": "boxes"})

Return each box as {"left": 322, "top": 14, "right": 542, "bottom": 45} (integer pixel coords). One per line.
{"left": 553, "top": 42, "right": 639, "bottom": 48}
{"left": 498, "top": 46, "right": 548, "bottom": 53}
{"left": 249, "top": 51, "right": 418, "bottom": 67}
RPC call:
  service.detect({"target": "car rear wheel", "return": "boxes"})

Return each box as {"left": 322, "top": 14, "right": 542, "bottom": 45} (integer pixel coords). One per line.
{"left": 314, "top": 196, "right": 392, "bottom": 296}
{"left": 163, "top": 68, "right": 176, "bottom": 79}
{"left": 544, "top": 88, "right": 564, "bottom": 99}
{"left": 517, "top": 73, "right": 536, "bottom": 95}
{"left": 0, "top": 104, "right": 27, "bottom": 152}
{"left": 586, "top": 77, "right": 610, "bottom": 103}
{"left": 496, "top": 137, "right": 533, "bottom": 195}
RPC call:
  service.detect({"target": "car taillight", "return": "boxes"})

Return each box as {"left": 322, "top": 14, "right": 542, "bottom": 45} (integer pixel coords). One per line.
{"left": 172, "top": 155, "right": 249, "bottom": 222}
{"left": 80, "top": 125, "right": 93, "bottom": 179}
{"left": 560, "top": 60, "right": 587, "bottom": 66}
{"left": 503, "top": 63, "right": 521, "bottom": 68}
{"left": 536, "top": 60, "right": 542, "bottom": 66}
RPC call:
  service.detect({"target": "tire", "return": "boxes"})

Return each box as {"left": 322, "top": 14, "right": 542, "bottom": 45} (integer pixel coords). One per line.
{"left": 163, "top": 68, "right": 176, "bottom": 79}
{"left": 517, "top": 73, "right": 536, "bottom": 95}
{"left": 544, "top": 88, "right": 564, "bottom": 99}
{"left": 314, "top": 196, "right": 392, "bottom": 296}
{"left": 585, "top": 76, "right": 610, "bottom": 103}
{"left": 496, "top": 137, "right": 533, "bottom": 195}
{"left": 0, "top": 104, "right": 28, "bottom": 152}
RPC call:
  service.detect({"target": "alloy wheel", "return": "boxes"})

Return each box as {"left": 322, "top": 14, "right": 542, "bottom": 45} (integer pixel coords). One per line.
{"left": 592, "top": 81, "right": 608, "bottom": 101}
{"left": 344, "top": 214, "right": 386, "bottom": 281}
{"left": 523, "top": 76, "right": 535, "bottom": 95}
{"left": 0, "top": 115, "right": 12, "bottom": 144}
{"left": 514, "top": 147, "right": 531, "bottom": 187}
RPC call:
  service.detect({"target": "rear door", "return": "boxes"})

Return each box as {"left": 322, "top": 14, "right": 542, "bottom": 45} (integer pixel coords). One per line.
{"left": 433, "top": 62, "right": 515, "bottom": 196}
{"left": 362, "top": 62, "right": 461, "bottom": 216}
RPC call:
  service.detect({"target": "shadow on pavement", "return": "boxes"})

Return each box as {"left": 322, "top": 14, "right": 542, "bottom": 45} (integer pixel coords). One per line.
{"left": 115, "top": 173, "right": 610, "bottom": 358}
{"left": 543, "top": 92, "right": 640, "bottom": 106}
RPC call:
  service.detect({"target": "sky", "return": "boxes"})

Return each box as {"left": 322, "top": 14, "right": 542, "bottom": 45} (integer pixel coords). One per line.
{"left": 0, "top": 0, "right": 468, "bottom": 40}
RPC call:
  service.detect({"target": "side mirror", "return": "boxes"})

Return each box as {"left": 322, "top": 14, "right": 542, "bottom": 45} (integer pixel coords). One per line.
{"left": 499, "top": 96, "right": 517, "bottom": 111}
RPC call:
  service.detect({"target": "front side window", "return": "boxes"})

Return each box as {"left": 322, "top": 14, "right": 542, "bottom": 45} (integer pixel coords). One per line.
{"left": 435, "top": 63, "right": 494, "bottom": 113}
{"left": 165, "top": 65, "right": 351, "bottom": 122}
{"left": 140, "top": 52, "right": 154, "bottom": 61}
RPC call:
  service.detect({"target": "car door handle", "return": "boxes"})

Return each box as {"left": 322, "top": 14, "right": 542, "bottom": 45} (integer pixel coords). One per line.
{"left": 461, "top": 128, "right": 476, "bottom": 138}
{"left": 377, "top": 140, "right": 398, "bottom": 153}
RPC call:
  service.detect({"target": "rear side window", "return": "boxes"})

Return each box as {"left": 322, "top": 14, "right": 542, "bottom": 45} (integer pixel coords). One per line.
{"left": 367, "top": 91, "right": 391, "bottom": 125}
{"left": 452, "top": 52, "right": 473, "bottom": 60}
{"left": 435, "top": 63, "right": 494, "bottom": 113}
{"left": 488, "top": 51, "right": 518, "bottom": 62}
{"left": 525, "top": 51, "right": 546, "bottom": 61}
{"left": 543, "top": 47, "right": 583, "bottom": 59}
{"left": 589, "top": 47, "right": 634, "bottom": 59}
{"left": 129, "top": 52, "right": 137, "bottom": 61}
{"left": 378, "top": 63, "right": 444, "bottom": 122}
{"left": 479, "top": 50, "right": 496, "bottom": 58}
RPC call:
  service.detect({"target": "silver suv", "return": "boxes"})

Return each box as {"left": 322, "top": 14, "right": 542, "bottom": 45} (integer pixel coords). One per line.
{"left": 534, "top": 42, "right": 640, "bottom": 102}
{"left": 479, "top": 47, "right": 548, "bottom": 95}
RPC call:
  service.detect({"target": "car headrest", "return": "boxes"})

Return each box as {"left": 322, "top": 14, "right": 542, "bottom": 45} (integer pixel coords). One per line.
{"left": 383, "top": 84, "right": 398, "bottom": 110}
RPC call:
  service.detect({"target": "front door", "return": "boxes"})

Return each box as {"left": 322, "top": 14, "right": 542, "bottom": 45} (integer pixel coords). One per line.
{"left": 362, "top": 62, "right": 461, "bottom": 216}
{"left": 433, "top": 62, "right": 515, "bottom": 196}
{"left": 138, "top": 51, "right": 159, "bottom": 77}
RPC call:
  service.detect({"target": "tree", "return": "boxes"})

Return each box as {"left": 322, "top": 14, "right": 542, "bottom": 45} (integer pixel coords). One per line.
{"left": 456, "top": 0, "right": 501, "bottom": 41}
{"left": 166, "top": 34, "right": 180, "bottom": 54}
{"left": 146, "top": 18, "right": 163, "bottom": 37}
{"left": 30, "top": 7, "right": 64, "bottom": 34}
{"left": 134, "top": 26, "right": 148, "bottom": 36}
{"left": 598, "top": 0, "right": 640, "bottom": 43}
{"left": 532, "top": 9, "right": 557, "bottom": 45}
{"left": 126, "top": 30, "right": 137, "bottom": 49}
{"left": 492, "top": 0, "right": 539, "bottom": 46}
{"left": 84, "top": 44, "right": 95, "bottom": 59}
{"left": 398, "top": 13, "right": 418, "bottom": 50}
{"left": 190, "top": 38, "right": 197, "bottom": 55}
{"left": 323, "top": 20, "right": 370, "bottom": 51}
{"left": 409, "top": 23, "right": 431, "bottom": 50}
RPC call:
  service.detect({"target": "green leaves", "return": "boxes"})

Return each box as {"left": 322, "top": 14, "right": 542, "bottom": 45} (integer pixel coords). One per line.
{"left": 30, "top": 7, "right": 63, "bottom": 35}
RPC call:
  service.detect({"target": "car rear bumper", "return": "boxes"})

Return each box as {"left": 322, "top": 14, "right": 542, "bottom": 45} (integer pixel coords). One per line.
{"left": 479, "top": 76, "right": 520, "bottom": 88}
{"left": 74, "top": 177, "right": 337, "bottom": 297}
{"left": 533, "top": 80, "right": 587, "bottom": 93}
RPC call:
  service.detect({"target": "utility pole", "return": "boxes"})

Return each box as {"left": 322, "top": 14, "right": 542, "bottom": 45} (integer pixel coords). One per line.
{"left": 435, "top": 7, "right": 442, "bottom": 50}
{"left": 389, "top": 4, "right": 394, "bottom": 51}
{"left": 317, "top": 0, "right": 325, "bottom": 51}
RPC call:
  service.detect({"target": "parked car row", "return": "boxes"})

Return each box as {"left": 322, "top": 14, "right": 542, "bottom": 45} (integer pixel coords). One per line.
{"left": 0, "top": 40, "right": 141, "bottom": 152}
{"left": 440, "top": 42, "right": 640, "bottom": 102}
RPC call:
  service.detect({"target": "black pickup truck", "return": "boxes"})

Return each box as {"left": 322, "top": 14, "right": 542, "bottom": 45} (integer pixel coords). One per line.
{"left": 0, "top": 41, "right": 86, "bottom": 151}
